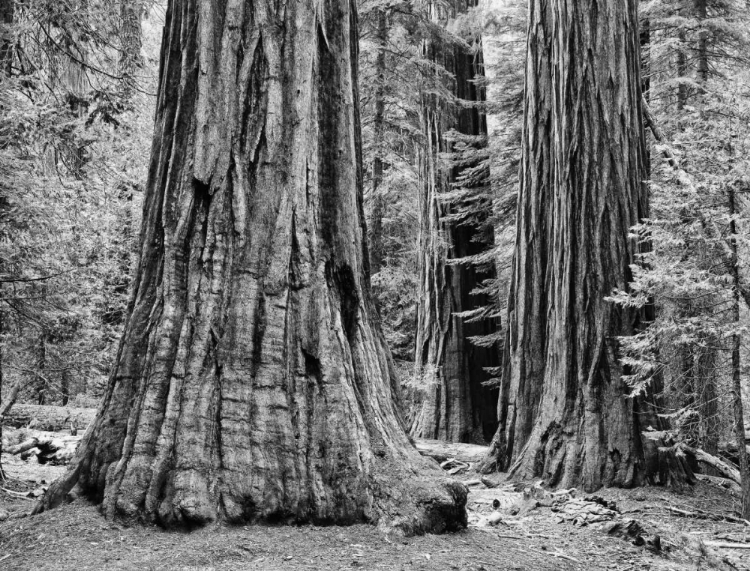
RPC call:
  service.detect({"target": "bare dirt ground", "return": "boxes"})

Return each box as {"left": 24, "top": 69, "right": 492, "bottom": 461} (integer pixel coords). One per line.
{"left": 1, "top": 450, "right": 749, "bottom": 570}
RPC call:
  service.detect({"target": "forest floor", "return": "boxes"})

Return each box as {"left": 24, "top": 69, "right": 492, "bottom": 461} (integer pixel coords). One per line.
{"left": 1, "top": 442, "right": 750, "bottom": 570}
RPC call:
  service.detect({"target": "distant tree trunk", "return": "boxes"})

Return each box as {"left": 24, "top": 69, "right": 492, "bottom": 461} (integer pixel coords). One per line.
{"left": 46, "top": 8, "right": 88, "bottom": 178}
{"left": 0, "top": 0, "right": 12, "bottom": 76}
{"left": 33, "top": 328, "right": 46, "bottom": 405}
{"left": 411, "top": 1, "right": 499, "bottom": 444}
{"left": 0, "top": 311, "right": 5, "bottom": 481}
{"left": 696, "top": 340, "right": 718, "bottom": 454}
{"left": 37, "top": 0, "right": 466, "bottom": 533}
{"left": 118, "top": 0, "right": 142, "bottom": 101}
{"left": 695, "top": 0, "right": 709, "bottom": 85}
{"left": 676, "top": 28, "right": 688, "bottom": 110}
{"left": 367, "top": 9, "right": 388, "bottom": 276}
{"left": 61, "top": 369, "right": 70, "bottom": 406}
{"left": 640, "top": 17, "right": 650, "bottom": 100}
{"left": 114, "top": 1, "right": 142, "bottom": 316}
{"left": 729, "top": 184, "right": 750, "bottom": 518}
{"left": 481, "top": 0, "right": 692, "bottom": 490}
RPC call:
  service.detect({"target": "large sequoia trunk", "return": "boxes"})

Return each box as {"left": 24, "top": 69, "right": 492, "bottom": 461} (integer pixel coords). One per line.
{"left": 481, "top": 0, "right": 691, "bottom": 490}
{"left": 37, "top": 0, "right": 466, "bottom": 533}
{"left": 411, "top": 1, "right": 499, "bottom": 444}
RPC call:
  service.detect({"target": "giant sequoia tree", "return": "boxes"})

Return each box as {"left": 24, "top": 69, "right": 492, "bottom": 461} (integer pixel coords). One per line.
{"left": 481, "top": 0, "right": 691, "bottom": 489}
{"left": 411, "top": 1, "right": 500, "bottom": 444}
{"left": 37, "top": 0, "right": 467, "bottom": 532}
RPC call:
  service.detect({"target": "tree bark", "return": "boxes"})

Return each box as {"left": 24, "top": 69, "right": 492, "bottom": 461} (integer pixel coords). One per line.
{"left": 36, "top": 0, "right": 466, "bottom": 533}
{"left": 61, "top": 369, "right": 70, "bottom": 406}
{"left": 677, "top": 27, "right": 688, "bottom": 110}
{"left": 695, "top": 0, "right": 709, "bottom": 85}
{"left": 0, "top": 379, "right": 19, "bottom": 419}
{"left": 481, "top": 0, "right": 691, "bottom": 490}
{"left": 367, "top": 9, "right": 387, "bottom": 276}
{"left": 0, "top": 310, "right": 5, "bottom": 481}
{"left": 31, "top": 328, "right": 46, "bottom": 405}
{"left": 482, "top": 0, "right": 553, "bottom": 471}
{"left": 640, "top": 17, "right": 650, "bottom": 100}
{"left": 0, "top": 0, "right": 11, "bottom": 76}
{"left": 728, "top": 184, "right": 750, "bottom": 518}
{"left": 118, "top": 0, "right": 142, "bottom": 101}
{"left": 411, "top": 0, "right": 500, "bottom": 444}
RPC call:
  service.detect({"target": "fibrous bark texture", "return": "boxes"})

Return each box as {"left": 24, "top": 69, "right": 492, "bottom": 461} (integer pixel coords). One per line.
{"left": 411, "top": 1, "right": 500, "bottom": 444}
{"left": 481, "top": 0, "right": 692, "bottom": 490}
{"left": 38, "top": 0, "right": 466, "bottom": 533}
{"left": 118, "top": 0, "right": 143, "bottom": 100}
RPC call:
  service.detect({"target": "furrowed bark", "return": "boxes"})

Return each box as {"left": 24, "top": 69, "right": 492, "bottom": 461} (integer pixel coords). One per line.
{"left": 481, "top": 0, "right": 692, "bottom": 490}
{"left": 36, "top": 0, "right": 467, "bottom": 534}
{"left": 411, "top": 0, "right": 500, "bottom": 444}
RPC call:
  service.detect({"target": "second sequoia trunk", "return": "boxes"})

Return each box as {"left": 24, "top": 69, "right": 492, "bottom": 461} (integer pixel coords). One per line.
{"left": 481, "top": 0, "right": 691, "bottom": 490}
{"left": 411, "top": 1, "right": 499, "bottom": 444}
{"left": 36, "top": 0, "right": 466, "bottom": 532}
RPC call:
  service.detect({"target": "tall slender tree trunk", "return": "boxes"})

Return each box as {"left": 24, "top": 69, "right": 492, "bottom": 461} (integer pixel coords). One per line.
{"left": 482, "top": 0, "right": 553, "bottom": 471}
{"left": 367, "top": 9, "right": 388, "bottom": 276}
{"left": 61, "top": 369, "right": 70, "bottom": 406}
{"left": 0, "top": 0, "right": 11, "bottom": 76}
{"left": 33, "top": 327, "right": 46, "bottom": 405}
{"left": 411, "top": 1, "right": 499, "bottom": 444}
{"left": 729, "top": 184, "right": 750, "bottom": 518}
{"left": 113, "top": 2, "right": 143, "bottom": 319}
{"left": 0, "top": 311, "right": 5, "bottom": 481}
{"left": 696, "top": 340, "right": 718, "bottom": 454}
{"left": 677, "top": 28, "right": 688, "bottom": 110}
{"left": 119, "top": 0, "right": 142, "bottom": 101}
{"left": 481, "top": 0, "right": 692, "bottom": 490}
{"left": 37, "top": 0, "right": 466, "bottom": 533}
{"left": 640, "top": 17, "right": 651, "bottom": 101}
{"left": 695, "top": 0, "right": 709, "bottom": 85}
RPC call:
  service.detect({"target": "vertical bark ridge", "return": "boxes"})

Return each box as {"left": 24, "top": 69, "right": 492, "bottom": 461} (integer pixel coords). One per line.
{"left": 38, "top": 0, "right": 466, "bottom": 533}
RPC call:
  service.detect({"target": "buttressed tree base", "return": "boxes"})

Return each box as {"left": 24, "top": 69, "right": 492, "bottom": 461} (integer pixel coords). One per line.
{"left": 35, "top": 0, "right": 467, "bottom": 534}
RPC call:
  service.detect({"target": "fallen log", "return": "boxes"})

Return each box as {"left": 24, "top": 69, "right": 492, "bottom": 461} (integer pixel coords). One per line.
{"left": 697, "top": 474, "right": 742, "bottom": 493}
{"left": 677, "top": 443, "right": 741, "bottom": 485}
{"left": 666, "top": 506, "right": 750, "bottom": 526}
{"left": 1, "top": 404, "right": 95, "bottom": 432}
{"left": 415, "top": 439, "right": 489, "bottom": 464}
{"left": 704, "top": 541, "right": 750, "bottom": 550}
{"left": 5, "top": 433, "right": 81, "bottom": 465}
